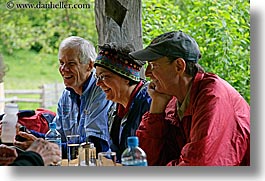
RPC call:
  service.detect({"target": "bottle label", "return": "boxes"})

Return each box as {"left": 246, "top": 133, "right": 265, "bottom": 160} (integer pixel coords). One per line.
{"left": 1, "top": 115, "right": 17, "bottom": 143}
{"left": 45, "top": 139, "right": 62, "bottom": 148}
{"left": 45, "top": 139, "right": 62, "bottom": 166}
{"left": 122, "top": 161, "right": 148, "bottom": 166}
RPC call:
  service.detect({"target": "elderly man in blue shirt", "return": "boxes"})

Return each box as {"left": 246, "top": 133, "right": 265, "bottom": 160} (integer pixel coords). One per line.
{"left": 14, "top": 36, "right": 113, "bottom": 159}
{"left": 55, "top": 36, "right": 113, "bottom": 158}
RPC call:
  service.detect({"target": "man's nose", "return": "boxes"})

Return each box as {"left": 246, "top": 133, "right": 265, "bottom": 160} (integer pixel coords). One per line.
{"left": 61, "top": 64, "right": 69, "bottom": 71}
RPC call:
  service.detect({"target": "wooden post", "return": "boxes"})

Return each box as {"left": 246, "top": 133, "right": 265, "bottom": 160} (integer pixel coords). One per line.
{"left": 95, "top": 0, "right": 145, "bottom": 79}
{"left": 0, "top": 82, "right": 5, "bottom": 114}
{"left": 40, "top": 84, "right": 45, "bottom": 108}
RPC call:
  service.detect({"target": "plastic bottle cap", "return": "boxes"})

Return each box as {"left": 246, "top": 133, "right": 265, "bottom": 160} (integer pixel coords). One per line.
{"left": 4, "top": 103, "right": 19, "bottom": 114}
{"left": 49, "top": 122, "right": 56, "bottom": 129}
{"left": 90, "top": 143, "right": 95, "bottom": 148}
{"left": 127, "top": 136, "right": 139, "bottom": 147}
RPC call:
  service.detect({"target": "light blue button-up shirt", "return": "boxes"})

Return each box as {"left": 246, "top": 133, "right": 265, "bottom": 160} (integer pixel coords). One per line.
{"left": 54, "top": 69, "right": 112, "bottom": 145}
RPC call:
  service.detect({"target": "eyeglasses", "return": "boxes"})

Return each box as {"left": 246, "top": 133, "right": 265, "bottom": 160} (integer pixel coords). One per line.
{"left": 148, "top": 62, "right": 160, "bottom": 71}
{"left": 94, "top": 74, "right": 106, "bottom": 81}
{"left": 147, "top": 58, "right": 176, "bottom": 71}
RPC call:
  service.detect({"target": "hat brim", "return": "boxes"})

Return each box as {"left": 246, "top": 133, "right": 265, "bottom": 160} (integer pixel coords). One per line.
{"left": 129, "top": 47, "right": 164, "bottom": 62}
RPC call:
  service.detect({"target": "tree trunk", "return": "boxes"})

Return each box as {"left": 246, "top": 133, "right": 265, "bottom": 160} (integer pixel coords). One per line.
{"left": 95, "top": 0, "right": 145, "bottom": 78}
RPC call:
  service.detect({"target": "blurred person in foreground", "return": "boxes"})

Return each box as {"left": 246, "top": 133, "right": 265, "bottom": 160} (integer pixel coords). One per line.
{"left": 0, "top": 138, "right": 61, "bottom": 166}
{"left": 94, "top": 43, "right": 151, "bottom": 162}
{"left": 129, "top": 30, "right": 250, "bottom": 166}
{"left": 12, "top": 36, "right": 113, "bottom": 158}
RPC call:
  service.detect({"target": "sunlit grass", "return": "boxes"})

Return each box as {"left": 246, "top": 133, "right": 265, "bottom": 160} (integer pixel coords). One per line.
{"left": 2, "top": 49, "right": 62, "bottom": 111}
{"left": 3, "top": 49, "right": 61, "bottom": 89}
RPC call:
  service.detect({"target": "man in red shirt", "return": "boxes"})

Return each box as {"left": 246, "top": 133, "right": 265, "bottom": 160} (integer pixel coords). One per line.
{"left": 129, "top": 30, "right": 250, "bottom": 166}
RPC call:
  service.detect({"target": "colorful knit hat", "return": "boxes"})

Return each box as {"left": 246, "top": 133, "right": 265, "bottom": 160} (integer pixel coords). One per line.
{"left": 94, "top": 43, "right": 144, "bottom": 82}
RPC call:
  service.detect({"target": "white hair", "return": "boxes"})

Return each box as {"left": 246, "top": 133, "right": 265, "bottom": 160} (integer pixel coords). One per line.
{"left": 59, "top": 36, "right": 97, "bottom": 64}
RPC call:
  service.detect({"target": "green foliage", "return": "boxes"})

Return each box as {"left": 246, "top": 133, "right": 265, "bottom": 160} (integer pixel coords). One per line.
{"left": 0, "top": 0, "right": 250, "bottom": 105}
{"left": 0, "top": 0, "right": 97, "bottom": 54}
{"left": 142, "top": 0, "right": 250, "bottom": 103}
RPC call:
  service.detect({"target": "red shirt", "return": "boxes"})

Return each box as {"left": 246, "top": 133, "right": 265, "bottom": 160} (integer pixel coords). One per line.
{"left": 136, "top": 72, "right": 250, "bottom": 166}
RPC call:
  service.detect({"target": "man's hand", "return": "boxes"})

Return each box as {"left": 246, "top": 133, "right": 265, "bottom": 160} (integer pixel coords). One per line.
{"left": 148, "top": 81, "right": 172, "bottom": 114}
{"left": 0, "top": 144, "right": 18, "bottom": 166}
{"left": 27, "top": 138, "right": 61, "bottom": 166}
{"left": 14, "top": 131, "right": 37, "bottom": 150}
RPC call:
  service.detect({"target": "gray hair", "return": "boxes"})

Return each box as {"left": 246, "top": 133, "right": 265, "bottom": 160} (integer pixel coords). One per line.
{"left": 59, "top": 36, "right": 97, "bottom": 64}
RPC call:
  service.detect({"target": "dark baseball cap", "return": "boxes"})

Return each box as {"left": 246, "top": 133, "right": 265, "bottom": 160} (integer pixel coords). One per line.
{"left": 129, "top": 30, "right": 201, "bottom": 62}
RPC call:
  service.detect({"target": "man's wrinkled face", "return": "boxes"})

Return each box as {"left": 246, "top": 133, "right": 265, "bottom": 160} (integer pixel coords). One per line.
{"left": 145, "top": 57, "right": 176, "bottom": 94}
{"left": 58, "top": 47, "right": 90, "bottom": 91}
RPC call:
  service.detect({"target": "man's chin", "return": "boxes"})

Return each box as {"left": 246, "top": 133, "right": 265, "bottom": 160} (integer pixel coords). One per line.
{"left": 155, "top": 87, "right": 166, "bottom": 94}
{"left": 63, "top": 80, "right": 72, "bottom": 87}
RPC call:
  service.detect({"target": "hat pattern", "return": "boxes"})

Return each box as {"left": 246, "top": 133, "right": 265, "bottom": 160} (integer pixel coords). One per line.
{"left": 95, "top": 49, "right": 141, "bottom": 82}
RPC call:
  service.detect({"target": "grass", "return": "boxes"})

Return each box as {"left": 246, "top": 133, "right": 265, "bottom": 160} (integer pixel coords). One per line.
{"left": 2, "top": 49, "right": 62, "bottom": 111}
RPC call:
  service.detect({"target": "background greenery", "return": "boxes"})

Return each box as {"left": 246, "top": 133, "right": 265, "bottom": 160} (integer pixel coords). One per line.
{"left": 142, "top": 0, "right": 250, "bottom": 103}
{"left": 0, "top": 0, "right": 250, "bottom": 111}
{"left": 0, "top": 0, "right": 97, "bottom": 54}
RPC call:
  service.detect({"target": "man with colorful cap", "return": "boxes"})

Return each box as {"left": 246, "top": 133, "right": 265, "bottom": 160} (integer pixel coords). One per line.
{"left": 94, "top": 42, "right": 152, "bottom": 162}
{"left": 129, "top": 30, "right": 250, "bottom": 166}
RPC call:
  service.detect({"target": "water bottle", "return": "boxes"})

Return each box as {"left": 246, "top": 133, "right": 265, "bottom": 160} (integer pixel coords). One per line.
{"left": 1, "top": 103, "right": 19, "bottom": 145}
{"left": 45, "top": 122, "right": 62, "bottom": 166}
{"left": 121, "top": 136, "right": 148, "bottom": 166}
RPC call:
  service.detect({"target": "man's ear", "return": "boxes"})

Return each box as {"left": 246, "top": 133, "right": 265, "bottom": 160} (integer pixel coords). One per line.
{"left": 174, "top": 58, "right": 186, "bottom": 74}
{"left": 87, "top": 60, "right": 94, "bottom": 71}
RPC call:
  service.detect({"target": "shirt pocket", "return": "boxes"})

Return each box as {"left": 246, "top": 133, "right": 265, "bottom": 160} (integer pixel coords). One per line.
{"left": 62, "top": 104, "right": 77, "bottom": 131}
